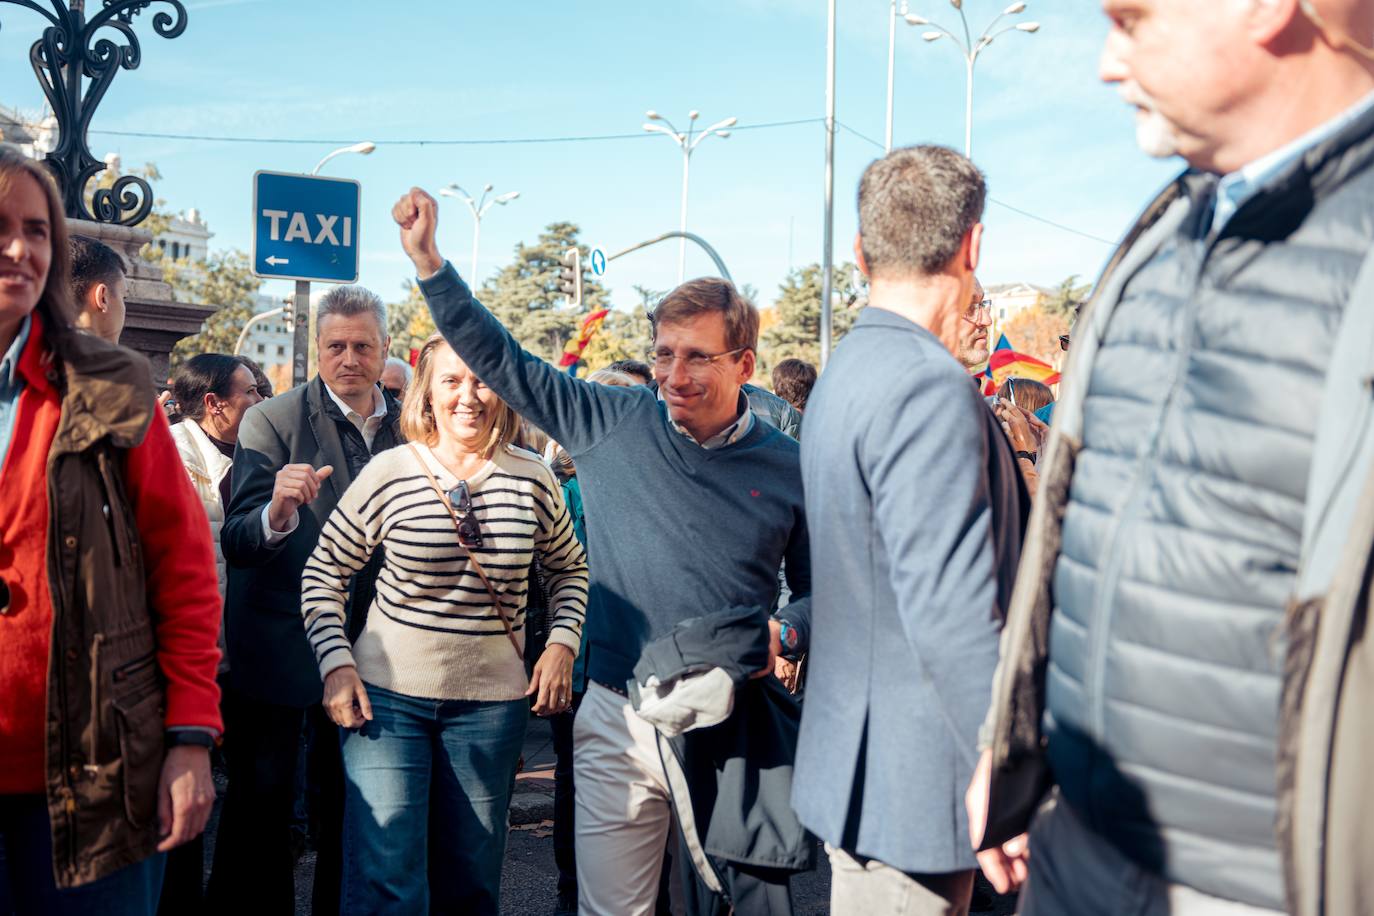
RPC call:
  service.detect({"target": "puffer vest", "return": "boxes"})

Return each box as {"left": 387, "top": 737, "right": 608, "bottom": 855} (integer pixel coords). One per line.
{"left": 1045, "top": 139, "right": 1374, "bottom": 908}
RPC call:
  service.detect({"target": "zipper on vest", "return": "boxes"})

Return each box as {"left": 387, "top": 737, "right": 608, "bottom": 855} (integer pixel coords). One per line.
{"left": 1085, "top": 233, "right": 1209, "bottom": 744}
{"left": 87, "top": 634, "right": 104, "bottom": 774}
{"left": 48, "top": 452, "right": 78, "bottom": 879}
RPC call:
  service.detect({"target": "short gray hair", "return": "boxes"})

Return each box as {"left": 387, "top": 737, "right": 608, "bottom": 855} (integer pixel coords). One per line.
{"left": 316, "top": 285, "right": 387, "bottom": 339}
{"left": 384, "top": 356, "right": 413, "bottom": 384}
{"left": 858, "top": 145, "right": 986, "bottom": 279}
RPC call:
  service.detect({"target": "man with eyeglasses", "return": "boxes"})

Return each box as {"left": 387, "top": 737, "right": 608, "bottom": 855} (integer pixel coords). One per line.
{"left": 393, "top": 188, "right": 812, "bottom": 916}
{"left": 793, "top": 146, "right": 1028, "bottom": 916}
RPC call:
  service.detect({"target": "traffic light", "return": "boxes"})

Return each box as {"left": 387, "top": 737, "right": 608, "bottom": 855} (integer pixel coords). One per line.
{"left": 559, "top": 247, "right": 582, "bottom": 309}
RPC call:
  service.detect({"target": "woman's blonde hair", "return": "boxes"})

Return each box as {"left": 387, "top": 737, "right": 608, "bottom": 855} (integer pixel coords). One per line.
{"left": 0, "top": 148, "right": 78, "bottom": 355}
{"left": 399, "top": 333, "right": 519, "bottom": 456}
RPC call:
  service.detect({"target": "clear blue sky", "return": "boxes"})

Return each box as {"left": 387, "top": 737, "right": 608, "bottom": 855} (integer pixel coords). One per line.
{"left": 0, "top": 0, "right": 1179, "bottom": 311}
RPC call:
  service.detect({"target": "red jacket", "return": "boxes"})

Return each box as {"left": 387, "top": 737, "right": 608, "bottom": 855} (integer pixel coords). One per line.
{"left": 0, "top": 317, "right": 222, "bottom": 794}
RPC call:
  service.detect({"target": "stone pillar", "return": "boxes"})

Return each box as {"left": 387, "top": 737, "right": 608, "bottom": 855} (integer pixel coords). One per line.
{"left": 65, "top": 218, "right": 217, "bottom": 385}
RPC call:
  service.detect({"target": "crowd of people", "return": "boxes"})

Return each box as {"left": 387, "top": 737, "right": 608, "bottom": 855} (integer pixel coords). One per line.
{"left": 3, "top": 1, "right": 1374, "bottom": 914}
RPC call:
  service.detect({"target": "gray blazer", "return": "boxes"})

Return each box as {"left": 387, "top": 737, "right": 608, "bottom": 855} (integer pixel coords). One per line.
{"left": 792, "top": 307, "right": 1027, "bottom": 873}
{"left": 220, "top": 377, "right": 401, "bottom": 707}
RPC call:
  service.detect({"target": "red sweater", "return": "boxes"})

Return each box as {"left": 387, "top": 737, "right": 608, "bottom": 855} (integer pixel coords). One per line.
{"left": 0, "top": 319, "right": 223, "bottom": 794}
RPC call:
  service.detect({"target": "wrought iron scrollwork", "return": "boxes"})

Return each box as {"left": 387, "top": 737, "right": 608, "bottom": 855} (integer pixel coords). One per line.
{"left": 0, "top": 0, "right": 187, "bottom": 226}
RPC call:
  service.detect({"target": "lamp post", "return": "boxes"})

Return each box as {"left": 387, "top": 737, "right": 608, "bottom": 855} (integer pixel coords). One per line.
{"left": 234, "top": 304, "right": 289, "bottom": 358}
{"left": 904, "top": 1, "right": 1040, "bottom": 158}
{"left": 0, "top": 0, "right": 188, "bottom": 225}
{"left": 440, "top": 183, "right": 520, "bottom": 282}
{"left": 884, "top": 0, "right": 910, "bottom": 153}
{"left": 643, "top": 109, "right": 737, "bottom": 284}
{"left": 311, "top": 141, "right": 376, "bottom": 176}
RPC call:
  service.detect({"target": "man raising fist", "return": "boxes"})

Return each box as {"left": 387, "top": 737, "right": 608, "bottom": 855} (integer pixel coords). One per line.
{"left": 209, "top": 286, "right": 403, "bottom": 915}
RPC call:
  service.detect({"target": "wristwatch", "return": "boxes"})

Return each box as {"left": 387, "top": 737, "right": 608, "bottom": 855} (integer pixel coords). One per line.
{"left": 778, "top": 619, "right": 799, "bottom": 654}
{"left": 165, "top": 729, "right": 217, "bottom": 750}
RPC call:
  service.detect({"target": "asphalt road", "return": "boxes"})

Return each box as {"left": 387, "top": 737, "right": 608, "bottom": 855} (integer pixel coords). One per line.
{"left": 195, "top": 713, "right": 1018, "bottom": 915}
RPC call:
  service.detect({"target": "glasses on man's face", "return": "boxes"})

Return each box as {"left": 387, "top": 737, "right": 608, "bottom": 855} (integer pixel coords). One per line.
{"left": 962, "top": 298, "right": 992, "bottom": 323}
{"left": 445, "top": 480, "right": 483, "bottom": 548}
{"left": 646, "top": 346, "right": 748, "bottom": 373}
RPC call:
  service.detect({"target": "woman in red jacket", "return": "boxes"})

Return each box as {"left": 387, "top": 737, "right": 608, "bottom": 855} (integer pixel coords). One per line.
{"left": 0, "top": 149, "right": 223, "bottom": 915}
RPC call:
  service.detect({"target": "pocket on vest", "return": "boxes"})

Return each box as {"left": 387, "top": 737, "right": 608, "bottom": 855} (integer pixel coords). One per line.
{"left": 112, "top": 688, "right": 163, "bottom": 829}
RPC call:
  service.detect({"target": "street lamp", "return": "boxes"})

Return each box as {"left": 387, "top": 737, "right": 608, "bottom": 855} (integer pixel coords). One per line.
{"left": 311, "top": 141, "right": 376, "bottom": 176}
{"left": 885, "top": 0, "right": 911, "bottom": 152}
{"left": 440, "top": 183, "right": 520, "bottom": 282}
{"left": 904, "top": 1, "right": 1040, "bottom": 157}
{"left": 643, "top": 109, "right": 737, "bottom": 284}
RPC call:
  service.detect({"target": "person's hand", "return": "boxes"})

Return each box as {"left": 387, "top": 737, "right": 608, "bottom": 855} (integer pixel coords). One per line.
{"left": 774, "top": 656, "right": 800, "bottom": 692}
{"left": 527, "top": 643, "right": 575, "bottom": 716}
{"left": 156, "top": 745, "right": 215, "bottom": 852}
{"left": 323, "top": 666, "right": 372, "bottom": 729}
{"left": 994, "top": 402, "right": 1037, "bottom": 456}
{"left": 392, "top": 188, "right": 444, "bottom": 279}
{"left": 268, "top": 463, "right": 333, "bottom": 532}
{"left": 966, "top": 748, "right": 1030, "bottom": 894}
{"left": 752, "top": 618, "right": 785, "bottom": 679}
{"left": 1022, "top": 405, "right": 1050, "bottom": 450}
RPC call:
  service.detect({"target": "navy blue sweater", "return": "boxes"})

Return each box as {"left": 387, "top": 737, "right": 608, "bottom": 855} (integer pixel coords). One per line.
{"left": 419, "top": 263, "right": 811, "bottom": 688}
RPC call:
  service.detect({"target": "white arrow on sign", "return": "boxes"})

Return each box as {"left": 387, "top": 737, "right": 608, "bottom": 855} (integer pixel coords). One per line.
{"left": 265, "top": 255, "right": 290, "bottom": 266}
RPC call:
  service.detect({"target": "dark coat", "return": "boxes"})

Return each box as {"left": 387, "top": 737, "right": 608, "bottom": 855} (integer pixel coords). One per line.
{"left": 631, "top": 606, "right": 814, "bottom": 916}
{"left": 221, "top": 377, "right": 400, "bottom": 708}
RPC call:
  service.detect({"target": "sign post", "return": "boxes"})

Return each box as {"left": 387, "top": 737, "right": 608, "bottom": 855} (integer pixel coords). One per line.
{"left": 252, "top": 171, "right": 362, "bottom": 386}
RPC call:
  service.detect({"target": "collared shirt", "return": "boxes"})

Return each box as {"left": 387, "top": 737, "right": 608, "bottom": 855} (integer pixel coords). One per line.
{"left": 0, "top": 315, "right": 34, "bottom": 471}
{"left": 660, "top": 388, "right": 754, "bottom": 449}
{"left": 323, "top": 382, "right": 387, "bottom": 451}
{"left": 1212, "top": 90, "right": 1374, "bottom": 234}
{"left": 261, "top": 382, "right": 387, "bottom": 545}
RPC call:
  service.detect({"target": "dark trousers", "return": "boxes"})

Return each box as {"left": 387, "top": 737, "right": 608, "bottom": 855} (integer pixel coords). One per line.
{"left": 550, "top": 693, "right": 581, "bottom": 899}
{"left": 206, "top": 687, "right": 344, "bottom": 916}
{"left": 0, "top": 794, "right": 165, "bottom": 916}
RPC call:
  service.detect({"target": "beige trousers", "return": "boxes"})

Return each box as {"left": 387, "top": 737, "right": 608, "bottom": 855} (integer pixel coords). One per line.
{"left": 573, "top": 682, "right": 676, "bottom": 916}
{"left": 827, "top": 845, "right": 973, "bottom": 916}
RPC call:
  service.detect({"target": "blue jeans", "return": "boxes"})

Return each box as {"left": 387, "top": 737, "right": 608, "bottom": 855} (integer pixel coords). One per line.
{"left": 341, "top": 684, "right": 527, "bottom": 916}
{"left": 0, "top": 794, "right": 165, "bottom": 916}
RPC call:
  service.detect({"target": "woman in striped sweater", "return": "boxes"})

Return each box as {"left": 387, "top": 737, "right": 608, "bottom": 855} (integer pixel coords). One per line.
{"left": 301, "top": 333, "right": 589, "bottom": 915}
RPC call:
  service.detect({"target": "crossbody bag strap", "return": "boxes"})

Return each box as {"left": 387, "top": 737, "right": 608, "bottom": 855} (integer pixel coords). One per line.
{"left": 407, "top": 443, "right": 523, "bottom": 661}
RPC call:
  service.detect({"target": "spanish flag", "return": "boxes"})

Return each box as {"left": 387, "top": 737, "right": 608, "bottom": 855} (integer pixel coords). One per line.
{"left": 985, "top": 334, "right": 1061, "bottom": 388}
{"left": 558, "top": 309, "right": 610, "bottom": 368}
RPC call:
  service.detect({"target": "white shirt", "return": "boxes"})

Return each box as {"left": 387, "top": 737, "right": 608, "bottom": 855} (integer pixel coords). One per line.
{"left": 260, "top": 383, "right": 387, "bottom": 544}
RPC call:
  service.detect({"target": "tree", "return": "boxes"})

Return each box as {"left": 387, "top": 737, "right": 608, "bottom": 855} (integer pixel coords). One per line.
{"left": 477, "top": 222, "right": 610, "bottom": 362}
{"left": 758, "top": 262, "right": 860, "bottom": 374}
{"left": 1001, "top": 305, "right": 1070, "bottom": 368}
{"left": 1042, "top": 275, "right": 1092, "bottom": 319}
{"left": 168, "top": 249, "right": 263, "bottom": 367}
{"left": 387, "top": 280, "right": 435, "bottom": 359}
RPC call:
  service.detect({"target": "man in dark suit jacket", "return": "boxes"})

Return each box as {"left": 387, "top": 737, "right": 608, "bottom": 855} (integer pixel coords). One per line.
{"left": 793, "top": 146, "right": 1028, "bottom": 915}
{"left": 207, "top": 286, "right": 401, "bottom": 915}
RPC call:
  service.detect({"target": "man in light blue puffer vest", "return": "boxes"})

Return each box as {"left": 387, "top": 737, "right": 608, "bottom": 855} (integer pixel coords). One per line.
{"left": 968, "top": 1, "right": 1374, "bottom": 914}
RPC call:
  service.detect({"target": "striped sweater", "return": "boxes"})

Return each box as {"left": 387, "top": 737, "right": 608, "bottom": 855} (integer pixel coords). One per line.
{"left": 302, "top": 442, "right": 589, "bottom": 702}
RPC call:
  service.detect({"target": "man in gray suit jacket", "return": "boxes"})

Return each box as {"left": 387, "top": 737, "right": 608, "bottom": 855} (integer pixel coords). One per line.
{"left": 793, "top": 146, "right": 1027, "bottom": 915}
{"left": 207, "top": 287, "right": 401, "bottom": 915}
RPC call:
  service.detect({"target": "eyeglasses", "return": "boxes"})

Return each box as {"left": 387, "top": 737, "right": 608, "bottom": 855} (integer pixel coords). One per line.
{"left": 1059, "top": 334, "right": 1071, "bottom": 352}
{"left": 646, "top": 346, "right": 749, "bottom": 373}
{"left": 445, "top": 480, "right": 483, "bottom": 548}
{"left": 963, "top": 298, "right": 992, "bottom": 322}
